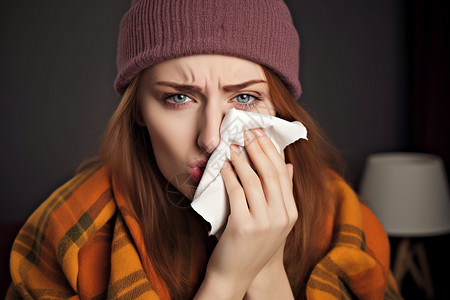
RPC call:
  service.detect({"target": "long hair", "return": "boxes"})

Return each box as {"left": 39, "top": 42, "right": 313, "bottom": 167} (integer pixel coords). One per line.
{"left": 264, "top": 67, "right": 343, "bottom": 297}
{"left": 100, "top": 73, "right": 196, "bottom": 298}
{"left": 99, "top": 66, "right": 343, "bottom": 299}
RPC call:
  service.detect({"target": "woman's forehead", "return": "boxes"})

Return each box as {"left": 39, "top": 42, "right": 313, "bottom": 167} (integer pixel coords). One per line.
{"left": 143, "top": 55, "right": 266, "bottom": 86}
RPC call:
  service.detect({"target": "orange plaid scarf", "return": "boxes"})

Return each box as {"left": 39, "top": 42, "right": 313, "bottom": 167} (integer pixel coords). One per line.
{"left": 8, "top": 165, "right": 168, "bottom": 299}
{"left": 306, "top": 173, "right": 402, "bottom": 299}
{"left": 7, "top": 166, "right": 402, "bottom": 299}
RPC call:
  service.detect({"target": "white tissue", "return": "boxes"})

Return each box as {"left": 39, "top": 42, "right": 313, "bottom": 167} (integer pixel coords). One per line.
{"left": 191, "top": 108, "right": 307, "bottom": 237}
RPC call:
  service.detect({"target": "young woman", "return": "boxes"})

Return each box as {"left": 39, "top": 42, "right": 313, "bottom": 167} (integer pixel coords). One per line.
{"left": 8, "top": 0, "right": 402, "bottom": 299}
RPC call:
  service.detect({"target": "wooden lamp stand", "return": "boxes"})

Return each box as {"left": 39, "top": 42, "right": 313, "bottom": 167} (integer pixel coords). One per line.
{"left": 393, "top": 238, "right": 434, "bottom": 299}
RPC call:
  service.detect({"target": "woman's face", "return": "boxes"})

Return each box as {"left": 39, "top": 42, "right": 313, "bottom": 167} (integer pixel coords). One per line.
{"left": 138, "top": 55, "right": 275, "bottom": 200}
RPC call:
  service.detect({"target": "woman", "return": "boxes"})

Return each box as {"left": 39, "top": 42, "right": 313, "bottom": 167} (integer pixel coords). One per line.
{"left": 8, "top": 0, "right": 402, "bottom": 299}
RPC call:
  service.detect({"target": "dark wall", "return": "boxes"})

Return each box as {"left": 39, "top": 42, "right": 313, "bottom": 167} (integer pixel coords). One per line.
{"left": 286, "top": 0, "right": 409, "bottom": 185}
{"left": 0, "top": 1, "right": 130, "bottom": 221}
{"left": 0, "top": 1, "right": 408, "bottom": 221}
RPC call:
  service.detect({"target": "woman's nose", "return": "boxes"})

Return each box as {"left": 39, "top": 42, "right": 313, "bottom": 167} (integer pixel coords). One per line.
{"left": 197, "top": 103, "right": 227, "bottom": 154}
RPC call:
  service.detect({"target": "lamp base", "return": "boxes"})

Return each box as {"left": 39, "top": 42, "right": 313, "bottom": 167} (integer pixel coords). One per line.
{"left": 393, "top": 238, "right": 434, "bottom": 299}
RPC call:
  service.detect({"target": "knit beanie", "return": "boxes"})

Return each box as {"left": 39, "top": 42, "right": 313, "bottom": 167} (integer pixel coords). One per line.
{"left": 114, "top": 0, "right": 301, "bottom": 99}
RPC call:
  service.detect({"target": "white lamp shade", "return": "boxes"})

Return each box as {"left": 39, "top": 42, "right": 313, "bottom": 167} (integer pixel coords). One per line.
{"left": 359, "top": 152, "right": 450, "bottom": 237}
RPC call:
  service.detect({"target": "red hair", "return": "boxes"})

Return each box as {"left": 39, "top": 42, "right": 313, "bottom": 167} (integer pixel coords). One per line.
{"left": 98, "top": 66, "right": 344, "bottom": 299}
{"left": 263, "top": 67, "right": 343, "bottom": 297}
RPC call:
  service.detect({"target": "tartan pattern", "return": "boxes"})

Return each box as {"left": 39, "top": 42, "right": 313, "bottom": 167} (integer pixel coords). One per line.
{"left": 306, "top": 174, "right": 403, "bottom": 300}
{"left": 7, "top": 166, "right": 403, "bottom": 299}
{"left": 106, "top": 215, "right": 157, "bottom": 299}
{"left": 7, "top": 165, "right": 161, "bottom": 299}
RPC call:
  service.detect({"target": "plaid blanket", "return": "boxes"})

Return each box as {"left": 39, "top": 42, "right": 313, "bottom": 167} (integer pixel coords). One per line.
{"left": 306, "top": 173, "right": 402, "bottom": 299}
{"left": 7, "top": 165, "right": 168, "bottom": 299}
{"left": 7, "top": 165, "right": 401, "bottom": 299}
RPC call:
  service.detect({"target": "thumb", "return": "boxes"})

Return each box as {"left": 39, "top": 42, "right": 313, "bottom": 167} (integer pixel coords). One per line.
{"left": 286, "top": 163, "right": 294, "bottom": 181}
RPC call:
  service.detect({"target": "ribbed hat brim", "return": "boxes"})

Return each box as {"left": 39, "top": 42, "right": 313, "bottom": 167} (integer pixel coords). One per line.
{"left": 114, "top": 0, "right": 301, "bottom": 99}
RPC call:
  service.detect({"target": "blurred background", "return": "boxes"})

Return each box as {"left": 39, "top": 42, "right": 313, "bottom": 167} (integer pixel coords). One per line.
{"left": 1, "top": 0, "right": 448, "bottom": 298}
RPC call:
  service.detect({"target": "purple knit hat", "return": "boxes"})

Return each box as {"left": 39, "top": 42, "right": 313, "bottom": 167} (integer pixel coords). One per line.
{"left": 114, "top": 0, "right": 301, "bottom": 99}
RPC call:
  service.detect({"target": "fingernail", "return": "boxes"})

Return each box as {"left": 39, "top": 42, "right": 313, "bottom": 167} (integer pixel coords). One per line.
{"left": 254, "top": 128, "right": 265, "bottom": 137}
{"left": 222, "top": 161, "right": 232, "bottom": 170}
{"left": 230, "top": 144, "right": 241, "bottom": 154}
{"left": 244, "top": 130, "right": 254, "bottom": 143}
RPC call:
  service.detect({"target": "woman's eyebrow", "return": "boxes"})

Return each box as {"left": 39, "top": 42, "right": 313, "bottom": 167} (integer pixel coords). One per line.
{"left": 222, "top": 79, "right": 266, "bottom": 92}
{"left": 155, "top": 79, "right": 266, "bottom": 94}
{"left": 155, "top": 81, "right": 202, "bottom": 94}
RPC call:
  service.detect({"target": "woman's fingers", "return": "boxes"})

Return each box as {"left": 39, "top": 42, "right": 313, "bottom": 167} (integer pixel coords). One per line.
{"left": 283, "top": 162, "right": 298, "bottom": 225}
{"left": 211, "top": 131, "right": 297, "bottom": 290}
{"left": 249, "top": 129, "right": 286, "bottom": 172}
{"left": 222, "top": 128, "right": 298, "bottom": 231}
{"left": 227, "top": 144, "right": 268, "bottom": 218}
{"left": 286, "top": 163, "right": 294, "bottom": 181}
{"left": 244, "top": 130, "right": 292, "bottom": 200}
{"left": 242, "top": 130, "right": 286, "bottom": 212}
{"left": 244, "top": 129, "right": 298, "bottom": 226}
{"left": 221, "top": 161, "right": 249, "bottom": 218}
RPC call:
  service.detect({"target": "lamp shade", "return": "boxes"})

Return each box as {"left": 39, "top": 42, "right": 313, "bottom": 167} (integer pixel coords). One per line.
{"left": 359, "top": 152, "right": 450, "bottom": 237}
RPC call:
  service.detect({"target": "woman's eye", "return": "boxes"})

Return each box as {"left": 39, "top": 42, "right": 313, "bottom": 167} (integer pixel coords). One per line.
{"left": 160, "top": 93, "right": 195, "bottom": 109}
{"left": 168, "top": 94, "right": 192, "bottom": 103}
{"left": 235, "top": 94, "right": 257, "bottom": 104}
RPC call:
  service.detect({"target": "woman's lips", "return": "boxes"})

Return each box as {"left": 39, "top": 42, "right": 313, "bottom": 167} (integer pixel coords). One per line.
{"left": 189, "top": 160, "right": 207, "bottom": 183}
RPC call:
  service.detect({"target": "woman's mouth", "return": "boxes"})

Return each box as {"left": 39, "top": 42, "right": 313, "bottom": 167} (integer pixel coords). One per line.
{"left": 188, "top": 160, "right": 207, "bottom": 183}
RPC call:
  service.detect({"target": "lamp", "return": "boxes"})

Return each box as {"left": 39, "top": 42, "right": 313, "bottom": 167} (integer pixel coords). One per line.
{"left": 359, "top": 152, "right": 450, "bottom": 299}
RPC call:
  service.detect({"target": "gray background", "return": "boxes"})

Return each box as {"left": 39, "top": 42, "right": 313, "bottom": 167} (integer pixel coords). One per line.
{"left": 0, "top": 0, "right": 408, "bottom": 222}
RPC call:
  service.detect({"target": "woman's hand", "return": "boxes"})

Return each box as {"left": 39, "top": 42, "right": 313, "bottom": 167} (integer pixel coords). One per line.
{"left": 244, "top": 167, "right": 296, "bottom": 299}
{"left": 195, "top": 128, "right": 297, "bottom": 299}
